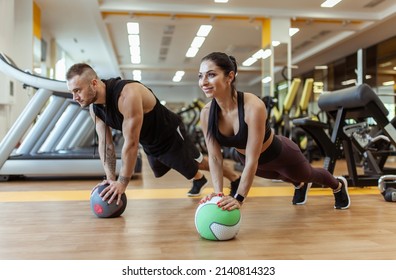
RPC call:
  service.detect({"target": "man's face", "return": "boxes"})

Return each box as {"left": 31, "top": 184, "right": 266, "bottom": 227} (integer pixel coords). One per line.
{"left": 67, "top": 76, "right": 97, "bottom": 108}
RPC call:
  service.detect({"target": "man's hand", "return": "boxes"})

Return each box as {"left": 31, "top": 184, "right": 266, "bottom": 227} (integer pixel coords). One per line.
{"left": 99, "top": 180, "right": 127, "bottom": 205}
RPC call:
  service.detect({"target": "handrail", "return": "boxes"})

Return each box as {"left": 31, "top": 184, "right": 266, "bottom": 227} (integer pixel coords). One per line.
{"left": 0, "top": 52, "right": 69, "bottom": 94}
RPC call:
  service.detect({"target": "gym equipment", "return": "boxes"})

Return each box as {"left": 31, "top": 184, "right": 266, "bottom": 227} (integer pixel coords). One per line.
{"left": 294, "top": 83, "right": 396, "bottom": 187}
{"left": 270, "top": 78, "right": 301, "bottom": 136}
{"left": 0, "top": 52, "right": 141, "bottom": 181}
{"left": 378, "top": 175, "right": 396, "bottom": 202}
{"left": 195, "top": 196, "right": 241, "bottom": 241}
{"left": 90, "top": 183, "right": 127, "bottom": 218}
{"left": 177, "top": 99, "right": 207, "bottom": 154}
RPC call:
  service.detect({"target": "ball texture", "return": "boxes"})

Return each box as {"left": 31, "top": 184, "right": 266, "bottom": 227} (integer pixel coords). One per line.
{"left": 90, "top": 183, "right": 127, "bottom": 218}
{"left": 195, "top": 196, "right": 241, "bottom": 241}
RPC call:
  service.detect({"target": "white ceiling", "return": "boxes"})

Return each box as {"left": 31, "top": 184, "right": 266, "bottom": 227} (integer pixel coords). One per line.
{"left": 34, "top": 0, "right": 396, "bottom": 87}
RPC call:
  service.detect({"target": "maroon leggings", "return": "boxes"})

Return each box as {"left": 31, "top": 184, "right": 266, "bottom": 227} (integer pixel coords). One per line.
{"left": 238, "top": 135, "right": 339, "bottom": 189}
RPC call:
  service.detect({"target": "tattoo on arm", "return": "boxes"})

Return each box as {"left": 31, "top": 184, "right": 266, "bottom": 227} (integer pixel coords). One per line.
{"left": 118, "top": 175, "right": 130, "bottom": 185}
{"left": 106, "top": 146, "right": 116, "bottom": 172}
{"left": 104, "top": 145, "right": 116, "bottom": 180}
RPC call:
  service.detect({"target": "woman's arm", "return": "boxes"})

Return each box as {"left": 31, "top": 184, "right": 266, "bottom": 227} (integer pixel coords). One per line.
{"left": 235, "top": 93, "right": 267, "bottom": 199}
{"left": 200, "top": 103, "right": 224, "bottom": 194}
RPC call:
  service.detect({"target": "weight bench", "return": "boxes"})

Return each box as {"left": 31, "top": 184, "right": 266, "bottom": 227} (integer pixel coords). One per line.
{"left": 294, "top": 83, "right": 396, "bottom": 187}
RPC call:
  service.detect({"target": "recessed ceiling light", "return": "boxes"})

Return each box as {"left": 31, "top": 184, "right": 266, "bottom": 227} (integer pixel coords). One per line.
{"left": 321, "top": 0, "right": 342, "bottom": 8}
{"left": 127, "top": 22, "right": 139, "bottom": 34}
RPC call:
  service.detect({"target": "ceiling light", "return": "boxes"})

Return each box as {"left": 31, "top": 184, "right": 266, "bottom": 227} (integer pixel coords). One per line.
{"left": 379, "top": 61, "right": 392, "bottom": 67}
{"left": 129, "top": 46, "right": 140, "bottom": 56}
{"left": 252, "top": 49, "right": 272, "bottom": 60}
{"left": 262, "top": 49, "right": 272, "bottom": 59}
{"left": 341, "top": 79, "right": 356, "bottom": 86}
{"left": 321, "top": 0, "right": 342, "bottom": 8}
{"left": 184, "top": 25, "right": 212, "bottom": 58}
{"left": 197, "top": 25, "right": 212, "bottom": 37}
{"left": 289, "top": 28, "right": 300, "bottom": 36}
{"left": 383, "top": 80, "right": 395, "bottom": 86}
{"left": 175, "top": 70, "right": 185, "bottom": 77}
{"left": 173, "top": 70, "right": 185, "bottom": 82}
{"left": 262, "top": 76, "right": 272, "bottom": 84}
{"left": 131, "top": 55, "right": 141, "bottom": 64}
{"left": 128, "top": 35, "right": 140, "bottom": 47}
{"left": 191, "top": 37, "right": 206, "bottom": 48}
{"left": 242, "top": 57, "right": 257, "bottom": 67}
{"left": 133, "top": 70, "right": 141, "bottom": 81}
{"left": 186, "top": 47, "right": 199, "bottom": 58}
{"left": 127, "top": 22, "right": 139, "bottom": 34}
{"left": 252, "top": 49, "right": 265, "bottom": 59}
{"left": 214, "top": 0, "right": 229, "bottom": 3}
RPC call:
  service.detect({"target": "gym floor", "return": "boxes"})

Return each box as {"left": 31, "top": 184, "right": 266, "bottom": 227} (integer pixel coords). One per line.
{"left": 0, "top": 156, "right": 394, "bottom": 260}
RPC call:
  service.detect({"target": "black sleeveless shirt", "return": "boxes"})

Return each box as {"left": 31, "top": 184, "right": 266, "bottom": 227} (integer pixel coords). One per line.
{"left": 208, "top": 91, "right": 271, "bottom": 149}
{"left": 92, "top": 78, "right": 182, "bottom": 156}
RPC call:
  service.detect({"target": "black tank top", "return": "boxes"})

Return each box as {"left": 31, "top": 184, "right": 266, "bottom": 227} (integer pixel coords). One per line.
{"left": 208, "top": 91, "right": 271, "bottom": 149}
{"left": 92, "top": 78, "right": 182, "bottom": 156}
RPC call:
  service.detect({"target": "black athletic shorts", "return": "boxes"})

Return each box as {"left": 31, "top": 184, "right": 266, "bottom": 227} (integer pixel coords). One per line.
{"left": 146, "top": 125, "right": 202, "bottom": 180}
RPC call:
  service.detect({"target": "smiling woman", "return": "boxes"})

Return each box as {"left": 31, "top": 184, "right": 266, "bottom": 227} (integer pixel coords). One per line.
{"left": 198, "top": 52, "right": 350, "bottom": 211}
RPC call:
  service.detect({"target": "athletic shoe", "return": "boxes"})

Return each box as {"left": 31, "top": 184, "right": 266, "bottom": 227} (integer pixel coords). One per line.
{"left": 229, "top": 177, "right": 241, "bottom": 197}
{"left": 334, "top": 176, "right": 350, "bottom": 209}
{"left": 187, "top": 175, "right": 208, "bottom": 197}
{"left": 292, "top": 182, "right": 312, "bottom": 205}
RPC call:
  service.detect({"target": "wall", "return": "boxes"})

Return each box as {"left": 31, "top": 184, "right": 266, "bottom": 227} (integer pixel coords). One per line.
{"left": 0, "top": 0, "right": 34, "bottom": 141}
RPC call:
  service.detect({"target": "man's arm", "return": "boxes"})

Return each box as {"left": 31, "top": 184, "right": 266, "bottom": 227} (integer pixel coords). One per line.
{"left": 104, "top": 83, "right": 144, "bottom": 204}
{"left": 89, "top": 106, "right": 116, "bottom": 181}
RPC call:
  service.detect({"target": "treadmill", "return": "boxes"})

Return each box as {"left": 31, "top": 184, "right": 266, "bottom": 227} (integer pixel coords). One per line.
{"left": 0, "top": 53, "right": 141, "bottom": 181}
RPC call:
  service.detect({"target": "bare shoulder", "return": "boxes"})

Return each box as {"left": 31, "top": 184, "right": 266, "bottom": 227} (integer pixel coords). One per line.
{"left": 119, "top": 82, "right": 156, "bottom": 112}
{"left": 200, "top": 100, "right": 211, "bottom": 115}
{"left": 243, "top": 92, "right": 265, "bottom": 108}
{"left": 242, "top": 92, "right": 266, "bottom": 123}
{"left": 122, "top": 81, "right": 154, "bottom": 99}
{"left": 122, "top": 82, "right": 148, "bottom": 95}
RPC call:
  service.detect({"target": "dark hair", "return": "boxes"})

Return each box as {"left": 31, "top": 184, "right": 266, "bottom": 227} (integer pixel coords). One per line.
{"left": 202, "top": 52, "right": 238, "bottom": 142}
{"left": 66, "top": 63, "right": 97, "bottom": 81}
{"left": 201, "top": 52, "right": 237, "bottom": 98}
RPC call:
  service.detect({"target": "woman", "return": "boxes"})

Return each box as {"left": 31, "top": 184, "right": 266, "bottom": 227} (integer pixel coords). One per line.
{"left": 198, "top": 52, "right": 350, "bottom": 211}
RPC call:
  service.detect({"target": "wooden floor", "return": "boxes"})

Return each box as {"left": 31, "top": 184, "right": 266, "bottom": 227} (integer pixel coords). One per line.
{"left": 0, "top": 156, "right": 396, "bottom": 260}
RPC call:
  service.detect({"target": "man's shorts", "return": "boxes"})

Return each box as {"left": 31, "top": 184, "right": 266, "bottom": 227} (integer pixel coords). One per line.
{"left": 146, "top": 125, "right": 203, "bottom": 180}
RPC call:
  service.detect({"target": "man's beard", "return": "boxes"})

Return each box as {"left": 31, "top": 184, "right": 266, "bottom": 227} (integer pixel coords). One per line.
{"left": 80, "top": 86, "right": 98, "bottom": 108}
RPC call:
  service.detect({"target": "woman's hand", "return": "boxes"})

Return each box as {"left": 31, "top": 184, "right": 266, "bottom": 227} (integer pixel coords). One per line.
{"left": 199, "top": 193, "right": 242, "bottom": 211}
{"left": 216, "top": 195, "right": 242, "bottom": 211}
{"left": 199, "top": 192, "right": 224, "bottom": 204}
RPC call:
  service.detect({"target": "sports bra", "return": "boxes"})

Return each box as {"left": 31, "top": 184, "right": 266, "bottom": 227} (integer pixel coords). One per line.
{"left": 209, "top": 91, "right": 271, "bottom": 149}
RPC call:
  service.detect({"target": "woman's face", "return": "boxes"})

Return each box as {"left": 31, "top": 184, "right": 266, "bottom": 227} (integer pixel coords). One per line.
{"left": 198, "top": 60, "right": 233, "bottom": 98}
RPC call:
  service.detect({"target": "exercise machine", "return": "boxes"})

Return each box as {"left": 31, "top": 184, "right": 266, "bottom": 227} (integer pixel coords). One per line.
{"left": 0, "top": 52, "right": 141, "bottom": 181}
{"left": 294, "top": 83, "right": 396, "bottom": 187}
{"left": 177, "top": 99, "right": 207, "bottom": 155}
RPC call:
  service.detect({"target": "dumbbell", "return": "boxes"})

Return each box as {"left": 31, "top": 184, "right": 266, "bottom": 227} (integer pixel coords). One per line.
{"left": 378, "top": 175, "right": 396, "bottom": 202}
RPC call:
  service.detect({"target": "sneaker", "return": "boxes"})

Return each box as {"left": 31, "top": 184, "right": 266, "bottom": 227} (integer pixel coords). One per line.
{"left": 229, "top": 177, "right": 241, "bottom": 197}
{"left": 187, "top": 175, "right": 208, "bottom": 197}
{"left": 292, "top": 182, "right": 312, "bottom": 205}
{"left": 334, "top": 176, "right": 350, "bottom": 209}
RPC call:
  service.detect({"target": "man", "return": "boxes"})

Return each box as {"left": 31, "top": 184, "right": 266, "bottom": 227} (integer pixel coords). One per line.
{"left": 66, "top": 63, "right": 240, "bottom": 205}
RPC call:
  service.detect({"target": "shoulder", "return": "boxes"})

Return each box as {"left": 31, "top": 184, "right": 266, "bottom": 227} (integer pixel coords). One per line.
{"left": 242, "top": 92, "right": 266, "bottom": 119}
{"left": 122, "top": 81, "right": 147, "bottom": 92}
{"left": 243, "top": 92, "right": 265, "bottom": 107}
{"left": 120, "top": 81, "right": 153, "bottom": 101}
{"left": 200, "top": 100, "right": 212, "bottom": 121}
